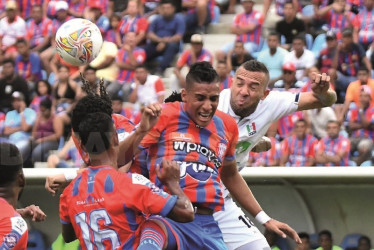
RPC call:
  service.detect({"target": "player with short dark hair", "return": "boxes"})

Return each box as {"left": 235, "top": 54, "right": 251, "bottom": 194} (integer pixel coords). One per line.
{"left": 0, "top": 142, "right": 46, "bottom": 249}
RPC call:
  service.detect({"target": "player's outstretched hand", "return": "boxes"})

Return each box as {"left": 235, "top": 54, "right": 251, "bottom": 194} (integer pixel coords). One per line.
{"left": 156, "top": 159, "right": 180, "bottom": 186}
{"left": 138, "top": 103, "right": 162, "bottom": 133}
{"left": 264, "top": 219, "right": 302, "bottom": 244}
{"left": 45, "top": 173, "right": 67, "bottom": 196}
{"left": 311, "top": 72, "right": 330, "bottom": 95}
{"left": 16, "top": 205, "right": 47, "bottom": 222}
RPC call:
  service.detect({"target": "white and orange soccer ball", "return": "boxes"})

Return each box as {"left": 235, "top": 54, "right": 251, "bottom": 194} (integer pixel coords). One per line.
{"left": 55, "top": 18, "right": 103, "bottom": 66}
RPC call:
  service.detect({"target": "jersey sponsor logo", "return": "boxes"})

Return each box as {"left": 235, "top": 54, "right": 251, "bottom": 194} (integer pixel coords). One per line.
{"left": 171, "top": 132, "right": 193, "bottom": 142}
{"left": 3, "top": 233, "right": 18, "bottom": 248}
{"left": 178, "top": 161, "right": 216, "bottom": 182}
{"left": 235, "top": 141, "right": 252, "bottom": 154}
{"left": 246, "top": 122, "right": 256, "bottom": 136}
{"left": 10, "top": 217, "right": 27, "bottom": 236}
{"left": 173, "top": 141, "right": 222, "bottom": 168}
{"left": 76, "top": 196, "right": 105, "bottom": 206}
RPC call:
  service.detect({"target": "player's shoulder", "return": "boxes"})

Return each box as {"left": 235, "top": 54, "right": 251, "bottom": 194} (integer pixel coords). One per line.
{"left": 214, "top": 109, "right": 237, "bottom": 128}
{"left": 161, "top": 102, "right": 182, "bottom": 117}
{"left": 0, "top": 198, "right": 16, "bottom": 218}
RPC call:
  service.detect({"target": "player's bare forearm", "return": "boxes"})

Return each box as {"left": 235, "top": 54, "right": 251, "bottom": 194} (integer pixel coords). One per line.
{"left": 221, "top": 160, "right": 262, "bottom": 217}
{"left": 62, "top": 223, "right": 77, "bottom": 243}
{"left": 118, "top": 129, "right": 147, "bottom": 166}
{"left": 165, "top": 183, "right": 194, "bottom": 223}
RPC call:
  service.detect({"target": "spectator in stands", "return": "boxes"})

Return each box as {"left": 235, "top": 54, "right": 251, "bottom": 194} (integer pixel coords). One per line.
{"left": 275, "top": 2, "right": 306, "bottom": 51}
{"left": 31, "top": 98, "right": 63, "bottom": 163}
{"left": 346, "top": 85, "right": 374, "bottom": 165}
{"left": 284, "top": 34, "right": 316, "bottom": 81}
{"left": 273, "top": 62, "right": 305, "bottom": 90}
{"left": 118, "top": 0, "right": 148, "bottom": 46}
{"left": 264, "top": 229, "right": 281, "bottom": 250}
{"left": 316, "top": 230, "right": 343, "bottom": 250}
{"left": 280, "top": 119, "right": 318, "bottom": 166}
{"left": 89, "top": 41, "right": 119, "bottom": 83}
{"left": 358, "top": 235, "right": 372, "bottom": 250}
{"left": 317, "top": 31, "right": 338, "bottom": 75}
{"left": 339, "top": 66, "right": 374, "bottom": 123}
{"left": 333, "top": 28, "right": 372, "bottom": 103}
{"left": 144, "top": 0, "right": 185, "bottom": 75}
{"left": 315, "top": 120, "right": 351, "bottom": 166}
{"left": 41, "top": 1, "right": 72, "bottom": 75}
{"left": 50, "top": 53, "right": 82, "bottom": 83}
{"left": 111, "top": 94, "right": 138, "bottom": 122}
{"left": 249, "top": 135, "right": 281, "bottom": 167}
{"left": 296, "top": 232, "right": 311, "bottom": 250}
{"left": 353, "top": 0, "right": 374, "bottom": 50}
{"left": 257, "top": 32, "right": 289, "bottom": 84}
{"left": 86, "top": 0, "right": 110, "bottom": 36}
{"left": 30, "top": 80, "right": 52, "bottom": 112}
{"left": 107, "top": 32, "right": 146, "bottom": 100}
{"left": 304, "top": 107, "right": 337, "bottom": 139}
{"left": 129, "top": 65, "right": 165, "bottom": 104}
{"left": 77, "top": 66, "right": 100, "bottom": 99}
{"left": 173, "top": 33, "right": 213, "bottom": 89}
{"left": 216, "top": 61, "right": 232, "bottom": 91}
{"left": 3, "top": 91, "right": 36, "bottom": 162}
{"left": 0, "top": 58, "right": 29, "bottom": 113}
{"left": 52, "top": 65, "right": 80, "bottom": 115}
{"left": 182, "top": 0, "right": 213, "bottom": 34}
{"left": 0, "top": 1, "right": 26, "bottom": 60}
{"left": 47, "top": 136, "right": 83, "bottom": 168}
{"left": 262, "top": 0, "right": 299, "bottom": 21}
{"left": 26, "top": 4, "right": 52, "bottom": 53}
{"left": 216, "top": 0, "right": 264, "bottom": 61}
{"left": 274, "top": 110, "right": 305, "bottom": 140}
{"left": 316, "top": 0, "right": 355, "bottom": 39}
{"left": 105, "top": 14, "right": 121, "bottom": 45}
{"left": 226, "top": 40, "right": 254, "bottom": 74}
{"left": 108, "top": 0, "right": 128, "bottom": 18}
{"left": 68, "top": 0, "right": 85, "bottom": 18}
{"left": 15, "top": 38, "right": 43, "bottom": 85}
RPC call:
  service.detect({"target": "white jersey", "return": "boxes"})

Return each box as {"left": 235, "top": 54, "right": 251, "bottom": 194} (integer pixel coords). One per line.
{"left": 218, "top": 89, "right": 300, "bottom": 171}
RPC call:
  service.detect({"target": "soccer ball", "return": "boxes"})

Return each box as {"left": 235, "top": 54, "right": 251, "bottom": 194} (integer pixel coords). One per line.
{"left": 55, "top": 18, "right": 103, "bottom": 66}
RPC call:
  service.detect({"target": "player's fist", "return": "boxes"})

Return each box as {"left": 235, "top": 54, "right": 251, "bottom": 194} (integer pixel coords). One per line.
{"left": 251, "top": 136, "right": 271, "bottom": 153}
{"left": 138, "top": 103, "right": 162, "bottom": 133}
{"left": 311, "top": 72, "right": 330, "bottom": 95}
{"left": 156, "top": 159, "right": 180, "bottom": 186}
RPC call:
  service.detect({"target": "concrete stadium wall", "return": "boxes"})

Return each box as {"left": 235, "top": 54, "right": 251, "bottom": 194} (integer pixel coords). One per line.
{"left": 20, "top": 168, "right": 374, "bottom": 247}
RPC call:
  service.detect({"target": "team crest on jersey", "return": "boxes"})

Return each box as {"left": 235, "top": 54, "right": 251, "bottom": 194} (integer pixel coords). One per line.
{"left": 246, "top": 122, "right": 257, "bottom": 136}
{"left": 171, "top": 132, "right": 193, "bottom": 142}
{"left": 178, "top": 161, "right": 217, "bottom": 181}
{"left": 3, "top": 233, "right": 18, "bottom": 248}
{"left": 218, "top": 143, "right": 227, "bottom": 159}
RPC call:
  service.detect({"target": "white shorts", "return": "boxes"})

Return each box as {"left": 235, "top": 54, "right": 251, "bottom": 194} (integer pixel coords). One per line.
{"left": 214, "top": 196, "right": 267, "bottom": 250}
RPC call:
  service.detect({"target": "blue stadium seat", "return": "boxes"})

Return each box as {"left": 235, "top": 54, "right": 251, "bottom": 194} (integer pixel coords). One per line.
{"left": 340, "top": 233, "right": 363, "bottom": 249}
{"left": 311, "top": 33, "right": 327, "bottom": 58}
{"left": 302, "top": 4, "right": 315, "bottom": 17}
{"left": 27, "top": 230, "right": 46, "bottom": 250}
{"left": 360, "top": 160, "right": 373, "bottom": 167}
{"left": 348, "top": 160, "right": 357, "bottom": 167}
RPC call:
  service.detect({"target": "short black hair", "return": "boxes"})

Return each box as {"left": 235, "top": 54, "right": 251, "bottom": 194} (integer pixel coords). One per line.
{"left": 241, "top": 60, "right": 269, "bottom": 76}
{"left": 327, "top": 120, "right": 339, "bottom": 127}
{"left": 16, "top": 38, "right": 28, "bottom": 46}
{"left": 84, "top": 65, "right": 97, "bottom": 73}
{"left": 296, "top": 118, "right": 307, "bottom": 125}
{"left": 293, "top": 33, "right": 306, "bottom": 44}
{"left": 318, "top": 230, "right": 332, "bottom": 239}
{"left": 40, "top": 97, "right": 52, "bottom": 110}
{"left": 268, "top": 32, "right": 280, "bottom": 41}
{"left": 359, "top": 236, "right": 371, "bottom": 247}
{"left": 3, "top": 58, "right": 15, "bottom": 67}
{"left": 298, "top": 232, "right": 310, "bottom": 240}
{"left": 78, "top": 112, "right": 114, "bottom": 155}
{"left": 0, "top": 143, "right": 23, "bottom": 187}
{"left": 185, "top": 62, "right": 219, "bottom": 90}
{"left": 36, "top": 80, "right": 52, "bottom": 96}
{"left": 111, "top": 94, "right": 123, "bottom": 102}
{"left": 164, "top": 91, "right": 182, "bottom": 103}
{"left": 160, "top": 0, "right": 175, "bottom": 6}
{"left": 358, "top": 65, "right": 369, "bottom": 73}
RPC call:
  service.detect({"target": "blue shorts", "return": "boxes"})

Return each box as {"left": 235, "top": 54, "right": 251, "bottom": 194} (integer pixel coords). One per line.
{"left": 151, "top": 214, "right": 227, "bottom": 250}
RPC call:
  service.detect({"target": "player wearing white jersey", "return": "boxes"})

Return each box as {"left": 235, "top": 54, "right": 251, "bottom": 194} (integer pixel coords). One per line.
{"left": 215, "top": 60, "right": 337, "bottom": 250}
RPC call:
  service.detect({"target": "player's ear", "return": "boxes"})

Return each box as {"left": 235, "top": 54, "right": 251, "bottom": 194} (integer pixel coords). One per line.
{"left": 261, "top": 88, "right": 270, "bottom": 100}
{"left": 17, "top": 171, "right": 25, "bottom": 188}
{"left": 181, "top": 88, "right": 187, "bottom": 102}
{"left": 112, "top": 128, "right": 119, "bottom": 147}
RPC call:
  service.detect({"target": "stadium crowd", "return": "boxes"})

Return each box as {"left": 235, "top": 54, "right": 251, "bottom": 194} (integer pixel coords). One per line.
{"left": 0, "top": 0, "right": 373, "bottom": 169}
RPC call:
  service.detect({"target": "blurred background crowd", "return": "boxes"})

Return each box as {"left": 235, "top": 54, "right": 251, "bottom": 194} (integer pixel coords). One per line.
{"left": 0, "top": 0, "right": 373, "bottom": 170}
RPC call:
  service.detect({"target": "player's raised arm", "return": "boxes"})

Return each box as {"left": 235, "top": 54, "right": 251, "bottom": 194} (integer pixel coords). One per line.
{"left": 156, "top": 159, "right": 194, "bottom": 222}
{"left": 220, "top": 159, "right": 302, "bottom": 244}
{"left": 297, "top": 72, "right": 337, "bottom": 110}
{"left": 117, "top": 103, "right": 162, "bottom": 166}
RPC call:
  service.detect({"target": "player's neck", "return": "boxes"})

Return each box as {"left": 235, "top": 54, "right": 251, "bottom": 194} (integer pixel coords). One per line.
{"left": 89, "top": 150, "right": 118, "bottom": 169}
{"left": 0, "top": 187, "right": 18, "bottom": 209}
